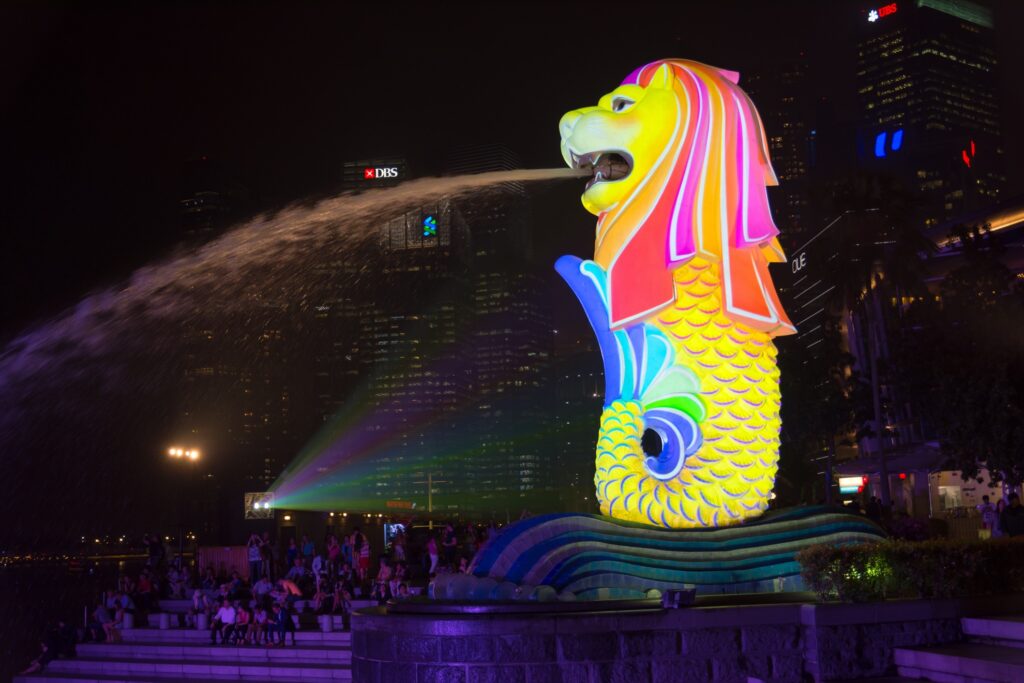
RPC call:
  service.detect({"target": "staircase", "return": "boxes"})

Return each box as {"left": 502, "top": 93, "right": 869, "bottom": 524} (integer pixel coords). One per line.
{"left": 14, "top": 599, "right": 371, "bottom": 683}
{"left": 894, "top": 615, "right": 1024, "bottom": 682}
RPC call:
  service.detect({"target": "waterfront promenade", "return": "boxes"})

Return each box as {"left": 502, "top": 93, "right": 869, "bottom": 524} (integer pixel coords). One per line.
{"left": 14, "top": 598, "right": 367, "bottom": 682}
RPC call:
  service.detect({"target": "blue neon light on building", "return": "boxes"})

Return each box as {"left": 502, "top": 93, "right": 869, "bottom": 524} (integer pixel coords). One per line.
{"left": 873, "top": 128, "right": 904, "bottom": 158}
{"left": 874, "top": 132, "right": 887, "bottom": 158}
{"left": 891, "top": 128, "right": 903, "bottom": 151}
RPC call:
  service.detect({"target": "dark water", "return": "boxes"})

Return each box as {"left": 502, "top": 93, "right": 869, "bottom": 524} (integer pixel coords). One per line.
{"left": 1, "top": 560, "right": 122, "bottom": 682}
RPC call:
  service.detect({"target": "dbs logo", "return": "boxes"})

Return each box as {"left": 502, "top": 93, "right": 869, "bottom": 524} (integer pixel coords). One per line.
{"left": 364, "top": 167, "right": 400, "bottom": 179}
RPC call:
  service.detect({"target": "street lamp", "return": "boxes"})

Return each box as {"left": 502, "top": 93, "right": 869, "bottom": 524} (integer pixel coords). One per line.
{"left": 167, "top": 445, "right": 202, "bottom": 559}
{"left": 168, "top": 447, "right": 200, "bottom": 461}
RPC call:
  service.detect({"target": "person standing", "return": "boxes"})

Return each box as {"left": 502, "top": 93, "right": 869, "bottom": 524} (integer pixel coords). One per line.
{"left": 259, "top": 532, "right": 274, "bottom": 582}
{"left": 312, "top": 551, "right": 326, "bottom": 591}
{"left": 994, "top": 499, "right": 1007, "bottom": 538}
{"left": 301, "top": 535, "right": 315, "bottom": 568}
{"left": 427, "top": 534, "right": 439, "bottom": 576}
{"left": 286, "top": 538, "right": 299, "bottom": 569}
{"left": 392, "top": 529, "right": 406, "bottom": 563}
{"left": 247, "top": 533, "right": 263, "bottom": 582}
{"left": 341, "top": 533, "right": 353, "bottom": 569}
{"left": 327, "top": 535, "right": 341, "bottom": 578}
{"left": 359, "top": 533, "right": 371, "bottom": 583}
{"left": 977, "top": 495, "right": 998, "bottom": 539}
{"left": 442, "top": 524, "right": 458, "bottom": 569}
{"left": 352, "top": 528, "right": 370, "bottom": 582}
{"left": 999, "top": 493, "right": 1024, "bottom": 538}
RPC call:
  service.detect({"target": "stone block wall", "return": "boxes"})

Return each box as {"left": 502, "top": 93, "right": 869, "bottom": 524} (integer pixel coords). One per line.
{"left": 801, "top": 600, "right": 963, "bottom": 681}
{"left": 353, "top": 604, "right": 807, "bottom": 683}
{"left": 351, "top": 595, "right": 1024, "bottom": 683}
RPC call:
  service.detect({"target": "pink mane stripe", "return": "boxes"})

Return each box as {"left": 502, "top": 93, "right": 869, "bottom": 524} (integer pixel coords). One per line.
{"left": 600, "top": 59, "right": 794, "bottom": 335}
{"left": 666, "top": 66, "right": 706, "bottom": 265}
{"left": 733, "top": 91, "right": 778, "bottom": 249}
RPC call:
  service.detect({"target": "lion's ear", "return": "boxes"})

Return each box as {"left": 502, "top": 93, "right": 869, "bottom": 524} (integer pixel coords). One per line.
{"left": 647, "top": 63, "right": 674, "bottom": 90}
{"left": 717, "top": 68, "right": 740, "bottom": 84}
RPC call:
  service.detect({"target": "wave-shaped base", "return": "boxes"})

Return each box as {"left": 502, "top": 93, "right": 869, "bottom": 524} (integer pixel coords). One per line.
{"left": 445, "top": 506, "right": 885, "bottom": 601}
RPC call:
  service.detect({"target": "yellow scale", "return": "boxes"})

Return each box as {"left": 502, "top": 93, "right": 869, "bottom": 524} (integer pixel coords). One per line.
{"left": 595, "top": 257, "right": 781, "bottom": 528}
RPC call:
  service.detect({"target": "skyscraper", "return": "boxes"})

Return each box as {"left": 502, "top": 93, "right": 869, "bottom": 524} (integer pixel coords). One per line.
{"left": 179, "top": 156, "right": 248, "bottom": 242}
{"left": 855, "top": 0, "right": 1004, "bottom": 227}
{"left": 446, "top": 145, "right": 556, "bottom": 516}
{"left": 306, "top": 148, "right": 558, "bottom": 518}
{"left": 553, "top": 340, "right": 604, "bottom": 513}
{"left": 311, "top": 187, "right": 473, "bottom": 510}
{"left": 743, "top": 53, "right": 816, "bottom": 236}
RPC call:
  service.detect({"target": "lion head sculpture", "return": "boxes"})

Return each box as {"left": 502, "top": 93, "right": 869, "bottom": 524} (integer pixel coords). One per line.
{"left": 559, "top": 59, "right": 793, "bottom": 335}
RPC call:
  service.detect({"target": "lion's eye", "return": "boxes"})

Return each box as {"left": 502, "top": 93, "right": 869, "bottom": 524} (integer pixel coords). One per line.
{"left": 611, "top": 96, "right": 635, "bottom": 113}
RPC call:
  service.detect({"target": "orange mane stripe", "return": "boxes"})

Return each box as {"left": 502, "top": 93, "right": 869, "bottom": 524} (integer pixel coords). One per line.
{"left": 594, "top": 59, "right": 794, "bottom": 335}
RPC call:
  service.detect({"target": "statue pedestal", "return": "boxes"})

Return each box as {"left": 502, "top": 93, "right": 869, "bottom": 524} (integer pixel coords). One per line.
{"left": 452, "top": 505, "right": 885, "bottom": 600}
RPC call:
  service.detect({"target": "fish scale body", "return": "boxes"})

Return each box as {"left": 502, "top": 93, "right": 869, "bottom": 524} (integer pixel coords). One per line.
{"left": 595, "top": 257, "right": 780, "bottom": 528}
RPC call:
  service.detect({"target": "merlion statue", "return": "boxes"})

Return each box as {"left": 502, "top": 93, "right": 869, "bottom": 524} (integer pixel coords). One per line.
{"left": 555, "top": 59, "right": 796, "bottom": 529}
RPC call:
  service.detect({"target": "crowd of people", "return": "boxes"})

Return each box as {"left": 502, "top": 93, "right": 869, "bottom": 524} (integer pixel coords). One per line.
{"left": 20, "top": 521, "right": 499, "bottom": 673}
{"left": 978, "top": 493, "right": 1024, "bottom": 538}
{"left": 847, "top": 492, "right": 1024, "bottom": 540}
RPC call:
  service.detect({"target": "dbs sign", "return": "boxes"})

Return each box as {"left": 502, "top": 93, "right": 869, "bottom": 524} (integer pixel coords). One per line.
{"left": 363, "top": 166, "right": 400, "bottom": 180}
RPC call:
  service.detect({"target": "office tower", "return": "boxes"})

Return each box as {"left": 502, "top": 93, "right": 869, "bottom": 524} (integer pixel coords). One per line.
{"left": 855, "top": 0, "right": 1004, "bottom": 227}
{"left": 447, "top": 145, "right": 556, "bottom": 515}
{"left": 744, "top": 53, "right": 816, "bottom": 236}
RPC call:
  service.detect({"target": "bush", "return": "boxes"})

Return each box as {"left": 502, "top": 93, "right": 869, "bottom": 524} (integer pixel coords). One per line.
{"left": 887, "top": 515, "right": 931, "bottom": 541}
{"left": 797, "top": 538, "right": 1024, "bottom": 602}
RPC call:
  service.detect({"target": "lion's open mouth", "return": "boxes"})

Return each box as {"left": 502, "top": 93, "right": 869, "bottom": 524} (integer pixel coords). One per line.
{"left": 570, "top": 151, "right": 633, "bottom": 189}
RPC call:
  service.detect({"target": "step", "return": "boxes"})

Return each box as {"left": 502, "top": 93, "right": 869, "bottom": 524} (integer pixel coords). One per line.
{"left": 117, "top": 628, "right": 350, "bottom": 645}
{"left": 895, "top": 643, "right": 1024, "bottom": 683}
{"left": 44, "top": 656, "right": 352, "bottom": 680}
{"left": 150, "top": 598, "right": 377, "bottom": 614}
{"left": 963, "top": 616, "right": 1024, "bottom": 648}
{"left": 76, "top": 642, "right": 351, "bottom": 664}
{"left": 137, "top": 612, "right": 356, "bottom": 629}
{"left": 15, "top": 673, "right": 289, "bottom": 683}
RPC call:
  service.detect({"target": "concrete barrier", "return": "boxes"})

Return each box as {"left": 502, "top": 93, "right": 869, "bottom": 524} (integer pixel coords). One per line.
{"left": 352, "top": 594, "right": 1024, "bottom": 683}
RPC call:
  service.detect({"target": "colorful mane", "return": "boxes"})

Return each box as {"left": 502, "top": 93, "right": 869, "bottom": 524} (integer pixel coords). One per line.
{"left": 596, "top": 59, "right": 794, "bottom": 336}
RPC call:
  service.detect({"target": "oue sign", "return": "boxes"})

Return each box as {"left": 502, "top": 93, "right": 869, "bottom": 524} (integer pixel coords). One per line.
{"left": 791, "top": 252, "right": 807, "bottom": 274}
{"left": 363, "top": 167, "right": 400, "bottom": 180}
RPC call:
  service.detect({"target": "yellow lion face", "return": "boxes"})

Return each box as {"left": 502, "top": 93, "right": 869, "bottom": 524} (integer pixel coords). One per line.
{"left": 559, "top": 64, "right": 680, "bottom": 215}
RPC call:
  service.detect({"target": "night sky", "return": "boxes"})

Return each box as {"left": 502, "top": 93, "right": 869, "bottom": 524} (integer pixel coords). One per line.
{"left": 2, "top": 1, "right": 1023, "bottom": 544}
{"left": 4, "top": 1, "right": 1024, "bottom": 333}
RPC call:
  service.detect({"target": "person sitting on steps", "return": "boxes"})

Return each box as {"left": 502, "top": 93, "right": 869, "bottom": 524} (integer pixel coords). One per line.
{"left": 210, "top": 598, "right": 236, "bottom": 645}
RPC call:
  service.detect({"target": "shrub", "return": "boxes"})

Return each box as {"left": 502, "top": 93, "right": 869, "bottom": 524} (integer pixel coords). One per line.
{"left": 797, "top": 538, "right": 1024, "bottom": 602}
{"left": 887, "top": 515, "right": 931, "bottom": 541}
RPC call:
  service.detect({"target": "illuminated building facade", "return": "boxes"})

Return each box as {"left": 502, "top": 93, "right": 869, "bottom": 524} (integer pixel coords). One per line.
{"left": 308, "top": 149, "right": 558, "bottom": 517}
{"left": 856, "top": 0, "right": 1004, "bottom": 227}
{"left": 743, "top": 53, "right": 816, "bottom": 236}
{"left": 311, "top": 174, "right": 474, "bottom": 508}
{"left": 179, "top": 156, "right": 248, "bottom": 242}
{"left": 176, "top": 158, "right": 300, "bottom": 535}
{"left": 363, "top": 200, "right": 474, "bottom": 507}
{"left": 553, "top": 343, "right": 604, "bottom": 512}
{"left": 447, "top": 145, "right": 556, "bottom": 516}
